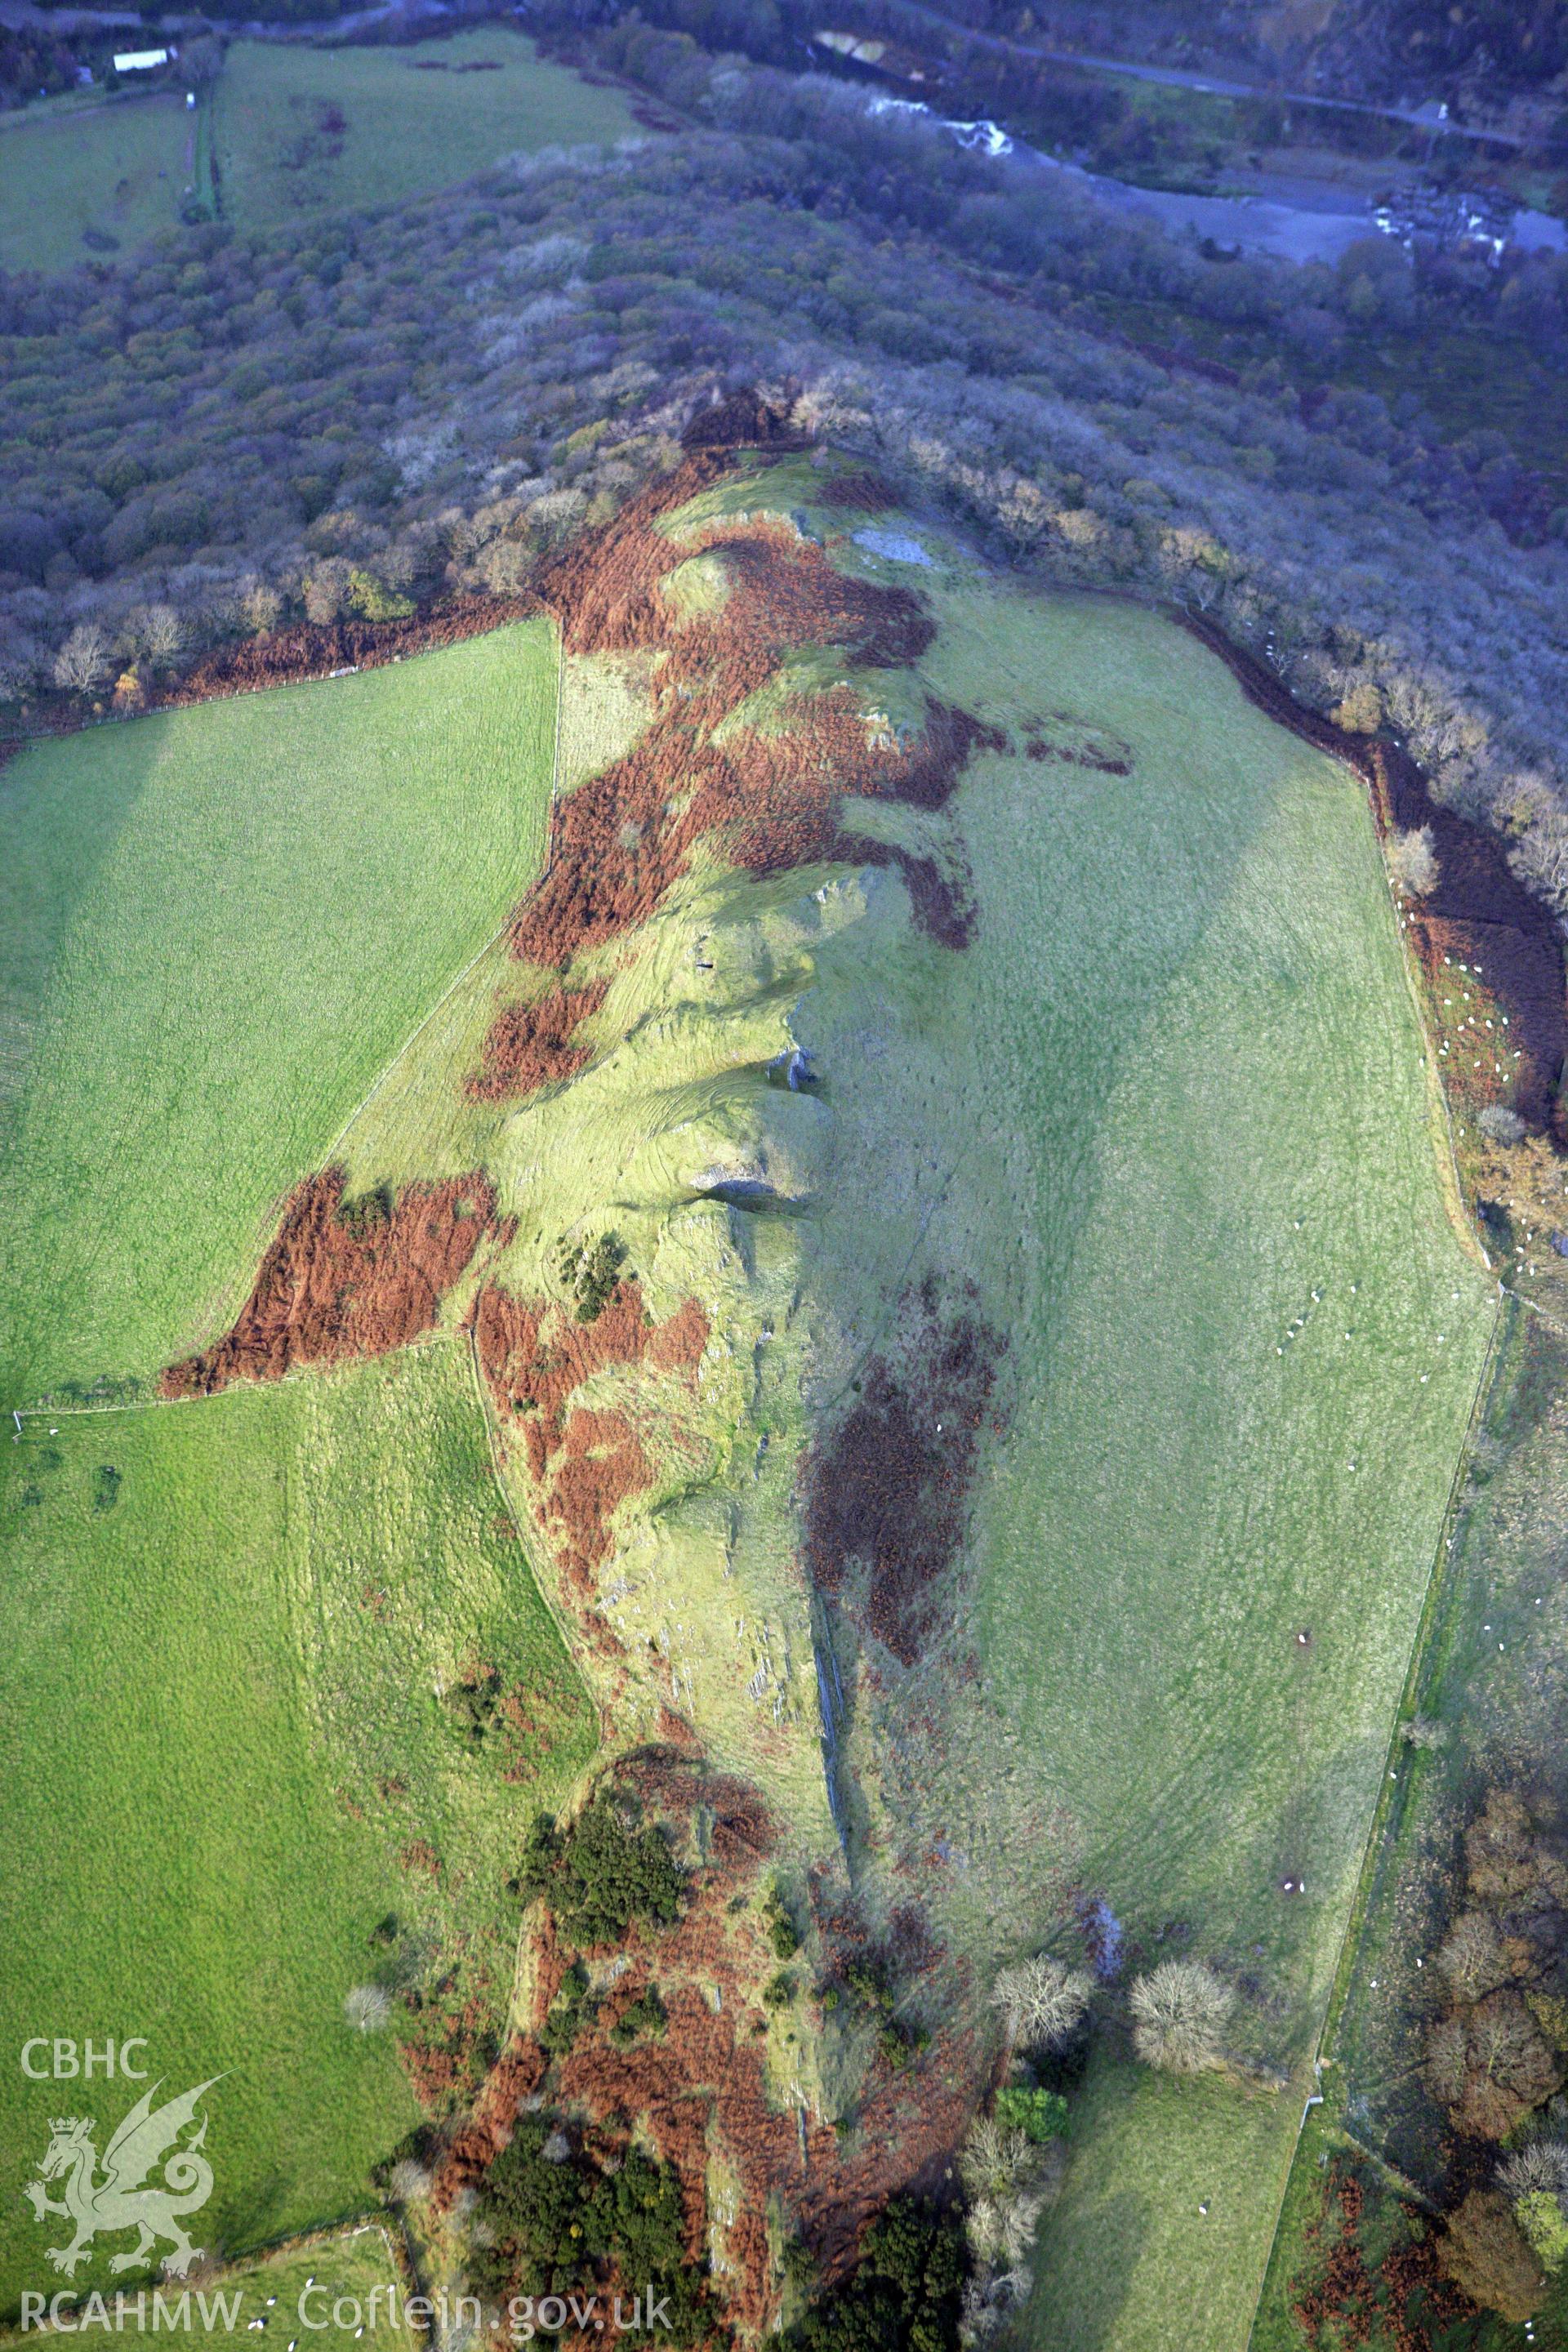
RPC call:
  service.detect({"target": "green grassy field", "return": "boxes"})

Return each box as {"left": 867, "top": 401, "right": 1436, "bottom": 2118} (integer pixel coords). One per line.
{"left": 759, "top": 532, "right": 1494, "bottom": 2346}
{"left": 1253, "top": 1298, "right": 1568, "bottom": 2352}
{"left": 0, "top": 32, "right": 634, "bottom": 274}
{"left": 0, "top": 622, "right": 557, "bottom": 1408}
{"left": 0, "top": 1343, "right": 590, "bottom": 2314}
{"left": 0, "top": 2225, "right": 419, "bottom": 2352}
{"left": 0, "top": 92, "right": 193, "bottom": 274}
{"left": 216, "top": 32, "right": 635, "bottom": 228}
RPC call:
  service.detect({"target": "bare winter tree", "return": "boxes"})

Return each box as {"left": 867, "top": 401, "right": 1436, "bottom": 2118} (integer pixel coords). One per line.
{"left": 1500, "top": 2140, "right": 1568, "bottom": 2203}
{"left": 387, "top": 2156, "right": 434, "bottom": 2203}
{"left": 1478, "top": 1105, "right": 1526, "bottom": 1146}
{"left": 344, "top": 1984, "right": 392, "bottom": 2032}
{"left": 241, "top": 578, "right": 283, "bottom": 637}
{"left": 1510, "top": 808, "right": 1568, "bottom": 917}
{"left": 959, "top": 2111, "right": 1050, "bottom": 2326}
{"left": 959, "top": 2265, "right": 1032, "bottom": 2350}
{"left": 1388, "top": 825, "right": 1440, "bottom": 898}
{"left": 991, "top": 1954, "right": 1094, "bottom": 2049}
{"left": 52, "top": 623, "right": 111, "bottom": 695}
{"left": 1436, "top": 1913, "right": 1508, "bottom": 2002}
{"left": 129, "top": 603, "right": 185, "bottom": 668}
{"left": 1401, "top": 1712, "right": 1450, "bottom": 1750}
{"left": 303, "top": 559, "right": 354, "bottom": 627}
{"left": 1129, "top": 1961, "right": 1232, "bottom": 2076}
{"left": 959, "top": 2115, "right": 1031, "bottom": 2204}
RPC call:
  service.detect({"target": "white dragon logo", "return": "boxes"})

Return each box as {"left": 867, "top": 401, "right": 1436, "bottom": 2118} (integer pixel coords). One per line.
{"left": 23, "top": 2079, "right": 222, "bottom": 2278}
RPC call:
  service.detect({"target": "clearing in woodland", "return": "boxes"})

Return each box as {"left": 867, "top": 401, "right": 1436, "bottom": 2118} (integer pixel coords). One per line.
{"left": 216, "top": 32, "right": 636, "bottom": 228}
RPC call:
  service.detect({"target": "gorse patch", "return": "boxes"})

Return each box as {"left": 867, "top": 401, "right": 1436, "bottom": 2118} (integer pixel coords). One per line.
{"left": 442, "top": 1665, "right": 501, "bottom": 1746}
{"left": 763, "top": 1886, "right": 800, "bottom": 1960}
{"left": 471, "top": 2124, "right": 708, "bottom": 2345}
{"left": 995, "top": 2085, "right": 1070, "bottom": 2143}
{"left": 789, "top": 2198, "right": 965, "bottom": 2352}
{"left": 336, "top": 1182, "right": 394, "bottom": 1242}
{"left": 537, "top": 1961, "right": 590, "bottom": 2056}
{"left": 559, "top": 1232, "right": 630, "bottom": 1325}
{"left": 511, "top": 1789, "right": 684, "bottom": 1944}
{"left": 608, "top": 1983, "right": 667, "bottom": 2046}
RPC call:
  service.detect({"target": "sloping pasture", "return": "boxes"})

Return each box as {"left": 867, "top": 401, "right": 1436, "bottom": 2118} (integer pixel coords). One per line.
{"left": 0, "top": 621, "right": 556, "bottom": 1408}
{"left": 787, "top": 555, "right": 1494, "bottom": 2350}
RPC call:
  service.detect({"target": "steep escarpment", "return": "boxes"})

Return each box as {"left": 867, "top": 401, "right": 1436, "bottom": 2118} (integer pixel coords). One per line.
{"left": 146, "top": 451, "right": 1015, "bottom": 2343}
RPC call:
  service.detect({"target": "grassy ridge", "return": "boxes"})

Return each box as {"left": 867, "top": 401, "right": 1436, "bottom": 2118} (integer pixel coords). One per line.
{"left": 0, "top": 621, "right": 557, "bottom": 1406}
{"left": 0, "top": 1345, "right": 591, "bottom": 2314}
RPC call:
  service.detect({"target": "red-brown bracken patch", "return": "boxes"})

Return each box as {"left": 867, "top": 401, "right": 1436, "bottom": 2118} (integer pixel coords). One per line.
{"left": 160, "top": 1166, "right": 494, "bottom": 1396}
{"left": 170, "top": 592, "right": 538, "bottom": 703}
{"left": 492, "top": 456, "right": 1000, "bottom": 999}
{"left": 474, "top": 1278, "right": 709, "bottom": 1592}
{"left": 802, "top": 1282, "right": 1003, "bottom": 1665}
{"left": 817, "top": 470, "right": 900, "bottom": 510}
{"left": 466, "top": 976, "right": 610, "bottom": 1102}
{"left": 1291, "top": 2166, "right": 1477, "bottom": 2352}
{"left": 429, "top": 2038, "right": 548, "bottom": 2212}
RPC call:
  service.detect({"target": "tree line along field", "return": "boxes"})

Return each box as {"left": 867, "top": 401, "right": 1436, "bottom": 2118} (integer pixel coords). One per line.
{"left": 0, "top": 621, "right": 556, "bottom": 1409}
{"left": 0, "top": 30, "right": 635, "bottom": 276}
